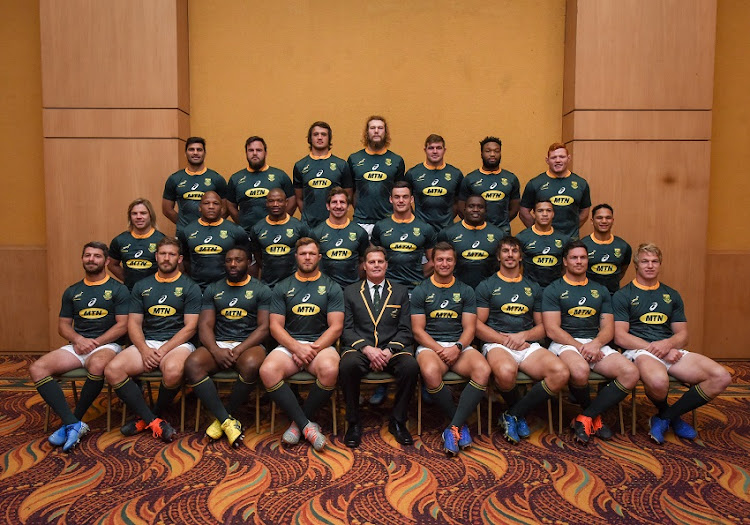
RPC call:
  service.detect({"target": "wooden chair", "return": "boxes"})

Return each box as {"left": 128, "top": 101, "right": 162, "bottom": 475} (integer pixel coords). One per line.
{"left": 43, "top": 368, "right": 115, "bottom": 431}
{"left": 630, "top": 375, "right": 698, "bottom": 436}
{"left": 193, "top": 370, "right": 261, "bottom": 434}
{"left": 417, "top": 371, "right": 481, "bottom": 435}
{"left": 270, "top": 371, "right": 337, "bottom": 434}
{"left": 487, "top": 372, "right": 555, "bottom": 434}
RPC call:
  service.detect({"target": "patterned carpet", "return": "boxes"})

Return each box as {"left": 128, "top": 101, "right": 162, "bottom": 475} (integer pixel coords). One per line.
{"left": 1, "top": 355, "right": 749, "bottom": 524}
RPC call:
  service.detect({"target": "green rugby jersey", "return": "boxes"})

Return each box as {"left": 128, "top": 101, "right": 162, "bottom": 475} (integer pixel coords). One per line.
{"left": 581, "top": 234, "right": 633, "bottom": 294}
{"left": 227, "top": 166, "right": 294, "bottom": 231}
{"left": 59, "top": 276, "right": 130, "bottom": 341}
{"left": 371, "top": 215, "right": 437, "bottom": 290}
{"left": 520, "top": 171, "right": 591, "bottom": 239}
{"left": 612, "top": 280, "right": 686, "bottom": 343}
{"left": 293, "top": 153, "right": 352, "bottom": 228}
{"left": 411, "top": 276, "right": 476, "bottom": 342}
{"left": 201, "top": 275, "right": 272, "bottom": 342}
{"left": 162, "top": 168, "right": 227, "bottom": 231}
{"left": 270, "top": 271, "right": 344, "bottom": 341}
{"left": 109, "top": 228, "right": 166, "bottom": 289}
{"left": 404, "top": 162, "right": 463, "bottom": 230}
{"left": 542, "top": 276, "right": 612, "bottom": 339}
{"left": 347, "top": 148, "right": 405, "bottom": 223}
{"left": 130, "top": 272, "right": 202, "bottom": 341}
{"left": 458, "top": 168, "right": 520, "bottom": 235}
{"left": 249, "top": 215, "right": 309, "bottom": 288}
{"left": 177, "top": 218, "right": 249, "bottom": 290}
{"left": 437, "top": 220, "right": 504, "bottom": 288}
{"left": 476, "top": 273, "right": 542, "bottom": 337}
{"left": 516, "top": 226, "right": 570, "bottom": 288}
{"left": 311, "top": 219, "right": 369, "bottom": 288}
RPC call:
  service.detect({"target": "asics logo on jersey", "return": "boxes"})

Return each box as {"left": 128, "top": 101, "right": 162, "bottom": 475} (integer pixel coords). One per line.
{"left": 158, "top": 295, "right": 168, "bottom": 304}
{"left": 472, "top": 241, "right": 480, "bottom": 249}
{"left": 649, "top": 302, "right": 658, "bottom": 311}
{"left": 511, "top": 294, "right": 519, "bottom": 302}
{"left": 302, "top": 293, "right": 311, "bottom": 302}
{"left": 315, "top": 170, "right": 324, "bottom": 177}
{"left": 431, "top": 179, "right": 439, "bottom": 186}
{"left": 372, "top": 164, "right": 379, "bottom": 170}
{"left": 254, "top": 180, "right": 261, "bottom": 187}
{"left": 192, "top": 183, "right": 199, "bottom": 191}
{"left": 229, "top": 298, "right": 238, "bottom": 307}
{"left": 440, "top": 300, "right": 450, "bottom": 308}
{"left": 400, "top": 233, "right": 409, "bottom": 241}
{"left": 273, "top": 235, "right": 282, "bottom": 243}
{"left": 204, "top": 236, "right": 213, "bottom": 243}
{"left": 88, "top": 298, "right": 97, "bottom": 307}
{"left": 134, "top": 250, "right": 143, "bottom": 258}
{"left": 490, "top": 182, "right": 497, "bottom": 189}
{"left": 542, "top": 247, "right": 551, "bottom": 254}
{"left": 602, "top": 254, "right": 610, "bottom": 262}
{"left": 578, "top": 297, "right": 586, "bottom": 305}
{"left": 335, "top": 239, "right": 343, "bottom": 247}
{"left": 558, "top": 187, "right": 566, "bottom": 194}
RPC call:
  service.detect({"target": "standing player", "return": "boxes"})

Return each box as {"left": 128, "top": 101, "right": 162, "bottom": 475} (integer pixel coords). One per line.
{"left": 411, "top": 242, "right": 490, "bottom": 456}
{"left": 348, "top": 115, "right": 406, "bottom": 236}
{"left": 520, "top": 143, "right": 591, "bottom": 240}
{"left": 293, "top": 121, "right": 353, "bottom": 228}
{"left": 476, "top": 236, "right": 569, "bottom": 443}
{"left": 516, "top": 200, "right": 570, "bottom": 288}
{"left": 438, "top": 195, "right": 504, "bottom": 288}
{"left": 542, "top": 241, "right": 639, "bottom": 444}
{"left": 404, "top": 134, "right": 463, "bottom": 231}
{"left": 227, "top": 136, "right": 296, "bottom": 233}
{"left": 311, "top": 187, "right": 369, "bottom": 290}
{"left": 259, "top": 238, "right": 344, "bottom": 451}
{"left": 614, "top": 243, "right": 731, "bottom": 444}
{"left": 458, "top": 136, "right": 520, "bottom": 236}
{"left": 31, "top": 242, "right": 129, "bottom": 451}
{"left": 104, "top": 237, "right": 202, "bottom": 442}
{"left": 178, "top": 191, "right": 249, "bottom": 290}
{"left": 109, "top": 198, "right": 166, "bottom": 290}
{"left": 371, "top": 181, "right": 437, "bottom": 291}
{"left": 184, "top": 246, "right": 272, "bottom": 446}
{"left": 162, "top": 137, "right": 228, "bottom": 233}
{"left": 249, "top": 188, "right": 310, "bottom": 288}
{"left": 580, "top": 204, "right": 632, "bottom": 294}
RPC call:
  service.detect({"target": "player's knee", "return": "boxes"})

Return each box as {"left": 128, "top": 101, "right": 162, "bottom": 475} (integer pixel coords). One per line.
{"left": 236, "top": 351, "right": 264, "bottom": 378}
{"left": 491, "top": 360, "right": 517, "bottom": 389}
{"left": 160, "top": 361, "right": 185, "bottom": 386}
{"left": 103, "top": 359, "right": 124, "bottom": 384}
{"left": 617, "top": 361, "right": 640, "bottom": 389}
{"left": 316, "top": 361, "right": 338, "bottom": 387}
{"left": 86, "top": 355, "right": 109, "bottom": 376}
{"left": 708, "top": 364, "right": 732, "bottom": 393}
{"left": 471, "top": 361, "right": 491, "bottom": 385}
{"left": 568, "top": 362, "right": 590, "bottom": 386}
{"left": 29, "top": 360, "right": 48, "bottom": 382}
{"left": 183, "top": 355, "right": 204, "bottom": 383}
{"left": 419, "top": 363, "right": 442, "bottom": 389}
{"left": 546, "top": 362, "right": 569, "bottom": 391}
{"left": 259, "top": 361, "right": 281, "bottom": 387}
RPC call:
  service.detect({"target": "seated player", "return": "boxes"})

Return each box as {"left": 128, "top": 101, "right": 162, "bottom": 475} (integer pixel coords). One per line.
{"left": 340, "top": 246, "right": 418, "bottom": 448}
{"left": 411, "top": 242, "right": 490, "bottom": 456}
{"left": 259, "top": 238, "right": 344, "bottom": 451}
{"left": 184, "top": 246, "right": 272, "bottom": 446}
{"left": 108, "top": 198, "right": 166, "bottom": 290}
{"left": 475, "top": 236, "right": 569, "bottom": 443}
{"left": 614, "top": 243, "right": 731, "bottom": 444}
{"left": 104, "top": 237, "right": 202, "bottom": 442}
{"left": 542, "top": 241, "right": 639, "bottom": 444}
{"left": 580, "top": 203, "right": 632, "bottom": 294}
{"left": 31, "top": 242, "right": 129, "bottom": 451}
{"left": 516, "top": 200, "right": 570, "bottom": 288}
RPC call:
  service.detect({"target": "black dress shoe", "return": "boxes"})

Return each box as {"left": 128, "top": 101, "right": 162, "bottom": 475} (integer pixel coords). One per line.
{"left": 388, "top": 421, "right": 413, "bottom": 445}
{"left": 344, "top": 424, "right": 362, "bottom": 448}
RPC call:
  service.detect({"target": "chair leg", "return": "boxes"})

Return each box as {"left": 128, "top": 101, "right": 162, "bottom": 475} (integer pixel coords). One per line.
{"left": 487, "top": 383, "right": 493, "bottom": 433}
{"left": 476, "top": 404, "right": 481, "bottom": 436}
{"left": 417, "top": 378, "right": 422, "bottom": 436}
{"left": 618, "top": 400, "right": 625, "bottom": 435}
{"left": 330, "top": 394, "right": 337, "bottom": 435}
{"left": 146, "top": 381, "right": 154, "bottom": 406}
{"left": 558, "top": 391, "right": 563, "bottom": 434}
{"left": 270, "top": 401, "right": 276, "bottom": 433}
{"left": 547, "top": 398, "right": 553, "bottom": 434}
{"left": 180, "top": 385, "right": 185, "bottom": 433}
{"left": 107, "top": 384, "right": 112, "bottom": 432}
{"left": 631, "top": 388, "right": 637, "bottom": 436}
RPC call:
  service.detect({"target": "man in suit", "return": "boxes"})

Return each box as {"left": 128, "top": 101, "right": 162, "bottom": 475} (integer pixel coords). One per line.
{"left": 340, "top": 245, "right": 419, "bottom": 448}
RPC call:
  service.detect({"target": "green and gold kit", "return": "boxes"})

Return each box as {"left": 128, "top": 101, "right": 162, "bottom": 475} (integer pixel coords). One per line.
{"left": 59, "top": 276, "right": 130, "bottom": 341}
{"left": 371, "top": 215, "right": 437, "bottom": 290}
{"left": 270, "top": 272, "right": 344, "bottom": 341}
{"left": 202, "top": 276, "right": 272, "bottom": 342}
{"left": 437, "top": 220, "right": 504, "bottom": 288}
{"left": 580, "top": 234, "right": 632, "bottom": 294}
{"left": 249, "top": 215, "right": 309, "bottom": 288}
{"left": 177, "top": 218, "right": 249, "bottom": 290}
{"left": 130, "top": 272, "right": 202, "bottom": 340}
{"left": 109, "top": 228, "right": 166, "bottom": 289}
{"left": 458, "top": 168, "right": 520, "bottom": 235}
{"left": 347, "top": 148, "right": 405, "bottom": 224}
{"left": 411, "top": 276, "right": 476, "bottom": 342}
{"left": 520, "top": 171, "right": 591, "bottom": 239}
{"left": 613, "top": 280, "right": 686, "bottom": 342}
{"left": 162, "top": 168, "right": 227, "bottom": 231}
{"left": 311, "top": 219, "right": 369, "bottom": 288}
{"left": 475, "top": 273, "right": 542, "bottom": 337}
{"left": 542, "top": 276, "right": 612, "bottom": 339}
{"left": 293, "top": 153, "right": 352, "bottom": 228}
{"left": 404, "top": 162, "right": 463, "bottom": 230}
{"left": 227, "top": 166, "right": 294, "bottom": 231}
{"left": 516, "top": 226, "right": 570, "bottom": 288}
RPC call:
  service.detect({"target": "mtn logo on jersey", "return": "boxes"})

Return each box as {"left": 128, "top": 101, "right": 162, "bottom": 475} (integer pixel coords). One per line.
{"left": 182, "top": 190, "right": 205, "bottom": 200}
{"left": 195, "top": 244, "right": 222, "bottom": 254}
{"left": 266, "top": 244, "right": 292, "bottom": 255}
{"left": 390, "top": 242, "right": 417, "bottom": 252}
{"left": 591, "top": 263, "right": 616, "bottom": 275}
{"left": 567, "top": 306, "right": 596, "bottom": 318}
{"left": 245, "top": 188, "right": 270, "bottom": 198}
{"left": 364, "top": 171, "right": 387, "bottom": 181}
{"left": 640, "top": 312, "right": 668, "bottom": 324}
{"left": 126, "top": 259, "right": 153, "bottom": 269}
{"left": 550, "top": 195, "right": 574, "bottom": 206}
{"left": 423, "top": 186, "right": 447, "bottom": 196}
{"left": 292, "top": 303, "right": 321, "bottom": 315}
{"left": 79, "top": 308, "right": 108, "bottom": 319}
{"left": 326, "top": 248, "right": 352, "bottom": 259}
{"left": 148, "top": 305, "right": 177, "bottom": 317}
{"left": 481, "top": 189, "right": 506, "bottom": 201}
{"left": 221, "top": 307, "right": 248, "bottom": 320}
{"left": 501, "top": 303, "right": 529, "bottom": 315}
{"left": 430, "top": 310, "right": 458, "bottom": 319}
{"left": 532, "top": 255, "right": 558, "bottom": 266}
{"left": 462, "top": 249, "right": 489, "bottom": 261}
{"left": 309, "top": 177, "right": 332, "bottom": 188}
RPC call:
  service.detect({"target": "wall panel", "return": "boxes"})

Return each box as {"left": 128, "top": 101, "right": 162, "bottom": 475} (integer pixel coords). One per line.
{"left": 703, "top": 252, "right": 750, "bottom": 359}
